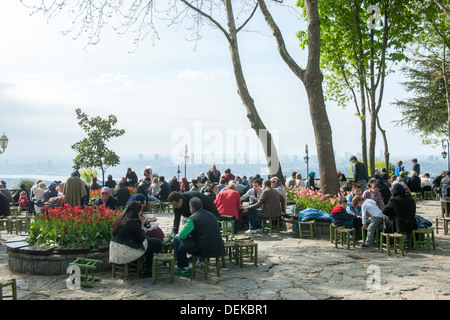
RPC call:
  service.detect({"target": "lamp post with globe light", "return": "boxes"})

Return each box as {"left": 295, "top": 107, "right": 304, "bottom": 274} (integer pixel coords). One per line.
{"left": 184, "top": 144, "right": 189, "bottom": 178}
{"left": 442, "top": 139, "right": 450, "bottom": 171}
{"left": 0, "top": 133, "right": 8, "bottom": 155}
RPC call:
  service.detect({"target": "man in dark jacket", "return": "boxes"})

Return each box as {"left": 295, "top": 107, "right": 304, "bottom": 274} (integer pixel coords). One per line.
{"left": 433, "top": 171, "right": 447, "bottom": 194}
{"left": 137, "top": 177, "right": 151, "bottom": 197}
{"left": 350, "top": 156, "right": 369, "bottom": 192}
{"left": 126, "top": 167, "right": 138, "bottom": 187}
{"left": 173, "top": 197, "right": 225, "bottom": 276}
{"left": 168, "top": 191, "right": 220, "bottom": 234}
{"left": 441, "top": 171, "right": 450, "bottom": 200}
{"left": 157, "top": 176, "right": 170, "bottom": 201}
{"left": 243, "top": 179, "right": 285, "bottom": 219}
{"left": 169, "top": 176, "right": 181, "bottom": 193}
{"left": 112, "top": 181, "right": 131, "bottom": 208}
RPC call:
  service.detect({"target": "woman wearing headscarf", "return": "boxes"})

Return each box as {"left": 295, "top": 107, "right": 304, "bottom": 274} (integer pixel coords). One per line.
{"left": 382, "top": 184, "right": 418, "bottom": 244}
{"left": 95, "top": 187, "right": 118, "bottom": 210}
{"left": 306, "top": 172, "right": 317, "bottom": 190}
{"left": 181, "top": 177, "right": 190, "bottom": 192}
{"left": 206, "top": 165, "right": 221, "bottom": 184}
{"left": 43, "top": 182, "right": 59, "bottom": 203}
{"left": 109, "top": 201, "right": 162, "bottom": 277}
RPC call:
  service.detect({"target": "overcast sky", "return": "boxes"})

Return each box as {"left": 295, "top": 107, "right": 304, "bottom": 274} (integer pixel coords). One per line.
{"left": 0, "top": 1, "right": 442, "bottom": 168}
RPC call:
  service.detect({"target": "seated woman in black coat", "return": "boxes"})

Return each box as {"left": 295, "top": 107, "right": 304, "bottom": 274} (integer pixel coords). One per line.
{"left": 109, "top": 201, "right": 162, "bottom": 277}
{"left": 382, "top": 184, "right": 418, "bottom": 245}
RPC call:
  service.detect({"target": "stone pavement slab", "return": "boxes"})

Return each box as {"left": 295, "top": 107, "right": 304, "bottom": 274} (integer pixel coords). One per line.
{"left": 0, "top": 200, "right": 449, "bottom": 301}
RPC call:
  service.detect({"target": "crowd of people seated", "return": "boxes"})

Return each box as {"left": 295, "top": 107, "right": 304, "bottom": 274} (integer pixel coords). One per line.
{"left": 0, "top": 158, "right": 442, "bottom": 277}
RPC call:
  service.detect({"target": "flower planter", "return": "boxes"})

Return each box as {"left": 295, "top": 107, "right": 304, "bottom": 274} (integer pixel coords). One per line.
{"left": 5, "top": 235, "right": 111, "bottom": 275}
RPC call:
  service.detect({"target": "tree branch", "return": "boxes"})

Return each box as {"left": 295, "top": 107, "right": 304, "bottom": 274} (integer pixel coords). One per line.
{"left": 236, "top": 3, "right": 258, "bottom": 33}
{"left": 256, "top": 0, "right": 305, "bottom": 81}
{"left": 434, "top": 0, "right": 450, "bottom": 18}
{"left": 179, "top": 0, "right": 231, "bottom": 43}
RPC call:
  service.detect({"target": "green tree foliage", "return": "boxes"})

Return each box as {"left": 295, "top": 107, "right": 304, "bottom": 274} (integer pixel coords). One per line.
{"left": 71, "top": 108, "right": 125, "bottom": 185}
{"left": 296, "top": 0, "right": 421, "bottom": 175}
{"left": 394, "top": 0, "right": 450, "bottom": 144}
{"left": 394, "top": 54, "right": 449, "bottom": 142}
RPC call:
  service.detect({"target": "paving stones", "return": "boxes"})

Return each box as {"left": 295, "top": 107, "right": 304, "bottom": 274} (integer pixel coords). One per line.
{"left": 0, "top": 200, "right": 449, "bottom": 300}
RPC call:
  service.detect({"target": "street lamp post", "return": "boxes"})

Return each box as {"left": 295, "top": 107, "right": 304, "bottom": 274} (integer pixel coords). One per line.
{"left": 304, "top": 144, "right": 309, "bottom": 179}
{"left": 0, "top": 133, "right": 8, "bottom": 155}
{"left": 184, "top": 144, "right": 189, "bottom": 178}
{"left": 177, "top": 165, "right": 181, "bottom": 181}
{"left": 442, "top": 139, "right": 450, "bottom": 171}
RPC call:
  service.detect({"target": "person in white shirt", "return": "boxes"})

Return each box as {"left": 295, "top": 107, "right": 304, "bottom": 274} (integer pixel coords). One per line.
{"left": 352, "top": 195, "right": 385, "bottom": 248}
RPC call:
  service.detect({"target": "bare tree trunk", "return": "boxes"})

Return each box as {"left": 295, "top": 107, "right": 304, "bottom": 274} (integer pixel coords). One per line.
{"left": 223, "top": 0, "right": 284, "bottom": 182}
{"left": 180, "top": 0, "right": 284, "bottom": 182}
{"left": 354, "top": 5, "right": 368, "bottom": 168}
{"left": 376, "top": 116, "right": 389, "bottom": 172}
{"left": 257, "top": 0, "right": 340, "bottom": 195}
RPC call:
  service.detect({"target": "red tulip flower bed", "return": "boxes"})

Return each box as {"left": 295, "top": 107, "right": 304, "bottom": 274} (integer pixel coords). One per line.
{"left": 27, "top": 204, "right": 121, "bottom": 249}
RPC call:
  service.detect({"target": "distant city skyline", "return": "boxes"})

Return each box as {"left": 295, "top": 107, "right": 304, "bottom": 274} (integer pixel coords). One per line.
{"left": 1, "top": 149, "right": 447, "bottom": 189}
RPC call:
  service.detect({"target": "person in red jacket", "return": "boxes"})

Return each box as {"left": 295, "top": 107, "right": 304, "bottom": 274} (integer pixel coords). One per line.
{"left": 221, "top": 169, "right": 236, "bottom": 184}
{"left": 331, "top": 196, "right": 362, "bottom": 239}
{"left": 214, "top": 182, "right": 241, "bottom": 234}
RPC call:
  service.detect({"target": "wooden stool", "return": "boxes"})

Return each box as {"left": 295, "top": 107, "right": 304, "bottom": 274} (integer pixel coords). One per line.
{"left": 222, "top": 240, "right": 237, "bottom": 267}
{"left": 441, "top": 200, "right": 450, "bottom": 217}
{"left": 112, "top": 256, "right": 144, "bottom": 279}
{"left": 152, "top": 253, "right": 175, "bottom": 284}
{"left": 436, "top": 217, "right": 450, "bottom": 235}
{"left": 219, "top": 218, "right": 235, "bottom": 236}
{"left": 69, "top": 257, "right": 103, "bottom": 288}
{"left": 162, "top": 202, "right": 173, "bottom": 213}
{"left": 235, "top": 239, "right": 258, "bottom": 267}
{"left": 192, "top": 256, "right": 222, "bottom": 279}
{"left": 0, "top": 216, "right": 9, "bottom": 232}
{"left": 412, "top": 228, "right": 436, "bottom": 252}
{"left": 298, "top": 220, "right": 316, "bottom": 239}
{"left": 411, "top": 192, "right": 422, "bottom": 202}
{"left": 329, "top": 224, "right": 341, "bottom": 243}
{"left": 335, "top": 228, "right": 356, "bottom": 250}
{"left": 148, "top": 202, "right": 162, "bottom": 213}
{"left": 423, "top": 191, "right": 434, "bottom": 200}
{"left": 261, "top": 217, "right": 280, "bottom": 234}
{"left": 0, "top": 278, "right": 17, "bottom": 300}
{"left": 362, "top": 226, "right": 380, "bottom": 247}
{"left": 380, "top": 233, "right": 405, "bottom": 256}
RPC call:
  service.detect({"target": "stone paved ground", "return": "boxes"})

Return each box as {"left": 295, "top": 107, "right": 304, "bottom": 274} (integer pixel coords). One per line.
{"left": 0, "top": 200, "right": 449, "bottom": 301}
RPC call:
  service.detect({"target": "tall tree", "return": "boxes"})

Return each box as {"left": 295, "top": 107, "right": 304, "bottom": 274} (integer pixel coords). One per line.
{"left": 394, "top": 53, "right": 450, "bottom": 142}
{"left": 257, "top": 0, "right": 340, "bottom": 195}
{"left": 23, "top": 0, "right": 285, "bottom": 182}
{"left": 297, "top": 0, "right": 420, "bottom": 176}
{"left": 395, "top": 1, "right": 450, "bottom": 143}
{"left": 72, "top": 108, "right": 125, "bottom": 185}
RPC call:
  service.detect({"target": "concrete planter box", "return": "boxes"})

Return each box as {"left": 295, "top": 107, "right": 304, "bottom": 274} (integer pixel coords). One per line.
{"left": 5, "top": 236, "right": 111, "bottom": 275}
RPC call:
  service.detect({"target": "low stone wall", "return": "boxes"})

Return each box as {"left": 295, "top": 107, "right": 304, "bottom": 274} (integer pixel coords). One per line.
{"left": 5, "top": 236, "right": 111, "bottom": 275}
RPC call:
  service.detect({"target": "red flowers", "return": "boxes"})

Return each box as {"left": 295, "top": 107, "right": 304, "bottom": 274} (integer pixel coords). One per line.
{"left": 27, "top": 204, "right": 121, "bottom": 248}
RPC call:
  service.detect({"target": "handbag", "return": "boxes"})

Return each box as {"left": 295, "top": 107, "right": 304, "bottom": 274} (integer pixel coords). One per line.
{"left": 179, "top": 235, "right": 196, "bottom": 253}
